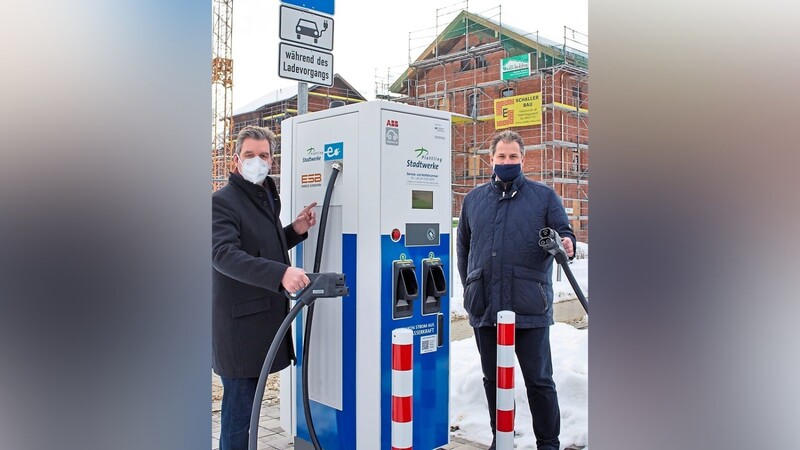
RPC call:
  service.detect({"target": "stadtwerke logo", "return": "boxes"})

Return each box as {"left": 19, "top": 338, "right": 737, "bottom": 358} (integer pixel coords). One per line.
{"left": 302, "top": 146, "right": 322, "bottom": 163}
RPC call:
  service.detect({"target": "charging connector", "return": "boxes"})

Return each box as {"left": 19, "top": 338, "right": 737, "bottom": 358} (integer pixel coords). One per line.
{"left": 249, "top": 272, "right": 349, "bottom": 450}
{"left": 538, "top": 228, "right": 588, "bottom": 314}
{"left": 291, "top": 272, "right": 349, "bottom": 305}
{"left": 538, "top": 228, "right": 569, "bottom": 265}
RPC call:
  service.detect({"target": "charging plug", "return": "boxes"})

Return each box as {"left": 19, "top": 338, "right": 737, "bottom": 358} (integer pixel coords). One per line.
{"left": 538, "top": 228, "right": 569, "bottom": 264}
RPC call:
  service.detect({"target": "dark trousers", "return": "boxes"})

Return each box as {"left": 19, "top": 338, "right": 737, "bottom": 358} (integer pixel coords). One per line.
{"left": 474, "top": 326, "right": 560, "bottom": 450}
{"left": 219, "top": 376, "right": 258, "bottom": 450}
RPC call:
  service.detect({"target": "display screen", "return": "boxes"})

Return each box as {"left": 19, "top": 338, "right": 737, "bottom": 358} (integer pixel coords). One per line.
{"left": 411, "top": 190, "right": 433, "bottom": 209}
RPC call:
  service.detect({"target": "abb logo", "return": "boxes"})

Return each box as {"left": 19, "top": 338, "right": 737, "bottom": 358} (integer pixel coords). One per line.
{"left": 386, "top": 119, "right": 399, "bottom": 127}
{"left": 301, "top": 173, "right": 322, "bottom": 184}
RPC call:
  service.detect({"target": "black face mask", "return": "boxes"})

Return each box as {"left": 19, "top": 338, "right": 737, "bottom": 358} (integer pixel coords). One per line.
{"left": 494, "top": 163, "right": 521, "bottom": 182}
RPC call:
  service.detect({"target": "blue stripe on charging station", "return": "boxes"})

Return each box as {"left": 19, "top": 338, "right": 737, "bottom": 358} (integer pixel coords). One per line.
{"left": 295, "top": 234, "right": 357, "bottom": 449}
{"left": 380, "top": 233, "right": 450, "bottom": 450}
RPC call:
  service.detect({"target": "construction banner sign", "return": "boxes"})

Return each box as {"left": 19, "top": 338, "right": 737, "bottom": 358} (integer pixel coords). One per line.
{"left": 494, "top": 92, "right": 542, "bottom": 129}
{"left": 500, "top": 53, "right": 531, "bottom": 81}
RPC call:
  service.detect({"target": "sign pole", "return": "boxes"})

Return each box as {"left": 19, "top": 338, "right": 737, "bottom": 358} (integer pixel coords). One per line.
{"left": 298, "top": 81, "right": 309, "bottom": 115}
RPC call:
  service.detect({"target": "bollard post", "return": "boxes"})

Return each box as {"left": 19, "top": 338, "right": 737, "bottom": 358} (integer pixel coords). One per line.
{"left": 392, "top": 328, "right": 414, "bottom": 450}
{"left": 496, "top": 311, "right": 516, "bottom": 449}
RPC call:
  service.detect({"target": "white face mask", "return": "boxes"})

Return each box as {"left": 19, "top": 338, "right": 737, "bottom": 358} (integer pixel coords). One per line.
{"left": 239, "top": 156, "right": 270, "bottom": 184}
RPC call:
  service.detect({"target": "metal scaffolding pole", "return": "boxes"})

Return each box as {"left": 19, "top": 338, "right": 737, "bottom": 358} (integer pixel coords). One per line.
{"left": 212, "top": 0, "right": 234, "bottom": 191}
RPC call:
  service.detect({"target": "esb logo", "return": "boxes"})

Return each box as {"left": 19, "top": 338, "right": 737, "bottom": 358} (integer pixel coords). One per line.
{"left": 301, "top": 173, "right": 322, "bottom": 184}
{"left": 386, "top": 119, "right": 399, "bottom": 127}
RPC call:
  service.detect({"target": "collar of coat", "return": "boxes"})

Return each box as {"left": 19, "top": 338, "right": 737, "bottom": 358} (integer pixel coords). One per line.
{"left": 228, "top": 170, "right": 275, "bottom": 191}
{"left": 227, "top": 171, "right": 280, "bottom": 206}
{"left": 490, "top": 172, "right": 525, "bottom": 199}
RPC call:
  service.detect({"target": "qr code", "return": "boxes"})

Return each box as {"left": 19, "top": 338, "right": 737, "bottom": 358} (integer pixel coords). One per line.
{"left": 420, "top": 335, "right": 437, "bottom": 354}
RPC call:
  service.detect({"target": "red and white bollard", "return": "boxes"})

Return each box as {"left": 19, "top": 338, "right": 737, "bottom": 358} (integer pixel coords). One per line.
{"left": 392, "top": 328, "right": 414, "bottom": 450}
{"left": 496, "top": 311, "right": 516, "bottom": 449}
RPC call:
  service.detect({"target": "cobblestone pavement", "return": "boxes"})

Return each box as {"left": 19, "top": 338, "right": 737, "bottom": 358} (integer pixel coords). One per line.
{"left": 211, "top": 398, "right": 491, "bottom": 450}
{"left": 211, "top": 314, "right": 587, "bottom": 450}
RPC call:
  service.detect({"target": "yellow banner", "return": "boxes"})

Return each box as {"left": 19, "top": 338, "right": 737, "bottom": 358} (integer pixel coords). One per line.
{"left": 494, "top": 93, "right": 542, "bottom": 129}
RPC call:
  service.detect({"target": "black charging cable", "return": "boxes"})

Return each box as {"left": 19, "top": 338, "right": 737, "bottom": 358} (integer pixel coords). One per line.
{"left": 302, "top": 161, "right": 341, "bottom": 450}
{"left": 538, "top": 228, "right": 588, "bottom": 314}
{"left": 247, "top": 272, "right": 349, "bottom": 450}
{"left": 248, "top": 162, "right": 343, "bottom": 450}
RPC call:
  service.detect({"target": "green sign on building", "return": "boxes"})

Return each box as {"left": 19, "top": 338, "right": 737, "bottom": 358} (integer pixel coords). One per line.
{"left": 501, "top": 53, "right": 531, "bottom": 81}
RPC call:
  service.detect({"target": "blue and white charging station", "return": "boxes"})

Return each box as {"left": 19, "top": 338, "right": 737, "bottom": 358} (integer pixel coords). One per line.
{"left": 279, "top": 100, "right": 452, "bottom": 449}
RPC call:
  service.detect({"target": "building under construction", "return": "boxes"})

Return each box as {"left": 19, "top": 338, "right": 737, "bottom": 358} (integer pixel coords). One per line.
{"left": 386, "top": 9, "right": 589, "bottom": 242}
{"left": 222, "top": 74, "right": 366, "bottom": 188}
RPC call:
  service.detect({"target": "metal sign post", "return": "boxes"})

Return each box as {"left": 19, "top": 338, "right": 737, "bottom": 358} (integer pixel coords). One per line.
{"left": 298, "top": 82, "right": 309, "bottom": 115}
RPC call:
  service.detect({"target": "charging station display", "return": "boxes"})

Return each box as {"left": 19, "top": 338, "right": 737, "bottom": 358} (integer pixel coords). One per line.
{"left": 411, "top": 190, "right": 434, "bottom": 209}
{"left": 280, "top": 101, "right": 452, "bottom": 450}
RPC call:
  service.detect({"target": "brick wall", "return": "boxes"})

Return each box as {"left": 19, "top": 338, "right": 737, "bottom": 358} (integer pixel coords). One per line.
{"left": 397, "top": 33, "right": 589, "bottom": 242}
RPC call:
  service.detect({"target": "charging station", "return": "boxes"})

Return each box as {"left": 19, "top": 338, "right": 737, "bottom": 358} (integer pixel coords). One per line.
{"left": 279, "top": 100, "right": 452, "bottom": 449}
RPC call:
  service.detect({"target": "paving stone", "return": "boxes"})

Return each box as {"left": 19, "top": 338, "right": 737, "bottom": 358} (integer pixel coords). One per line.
{"left": 213, "top": 395, "right": 490, "bottom": 449}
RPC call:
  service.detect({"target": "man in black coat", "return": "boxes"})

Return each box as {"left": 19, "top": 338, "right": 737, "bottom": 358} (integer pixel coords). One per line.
{"left": 457, "top": 130, "right": 575, "bottom": 450}
{"left": 212, "top": 126, "right": 318, "bottom": 450}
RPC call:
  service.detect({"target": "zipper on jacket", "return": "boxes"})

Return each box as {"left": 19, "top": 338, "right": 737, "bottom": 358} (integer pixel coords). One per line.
{"left": 538, "top": 283, "right": 548, "bottom": 312}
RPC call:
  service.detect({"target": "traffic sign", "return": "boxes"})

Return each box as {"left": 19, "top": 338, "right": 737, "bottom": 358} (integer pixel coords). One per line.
{"left": 280, "top": 5, "right": 334, "bottom": 51}
{"left": 278, "top": 42, "right": 334, "bottom": 86}
{"left": 281, "top": 0, "right": 334, "bottom": 15}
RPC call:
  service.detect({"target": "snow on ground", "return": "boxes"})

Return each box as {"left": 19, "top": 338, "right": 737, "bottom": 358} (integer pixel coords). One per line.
{"left": 449, "top": 323, "right": 588, "bottom": 449}
{"left": 448, "top": 229, "right": 588, "bottom": 449}
{"left": 553, "top": 242, "right": 588, "bottom": 303}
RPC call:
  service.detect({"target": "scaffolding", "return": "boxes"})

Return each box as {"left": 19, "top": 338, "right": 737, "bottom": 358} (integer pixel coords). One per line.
{"left": 387, "top": 8, "right": 589, "bottom": 241}
{"left": 539, "top": 63, "right": 589, "bottom": 240}
{"left": 212, "top": 0, "right": 234, "bottom": 191}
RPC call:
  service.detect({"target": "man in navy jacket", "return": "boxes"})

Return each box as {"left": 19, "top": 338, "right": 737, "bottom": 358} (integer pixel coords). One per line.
{"left": 457, "top": 130, "right": 575, "bottom": 450}
{"left": 212, "top": 126, "right": 317, "bottom": 450}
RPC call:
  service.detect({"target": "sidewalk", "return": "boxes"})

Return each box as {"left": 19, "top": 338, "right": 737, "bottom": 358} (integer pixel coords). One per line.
{"left": 211, "top": 398, "right": 491, "bottom": 449}
{"left": 212, "top": 310, "right": 587, "bottom": 449}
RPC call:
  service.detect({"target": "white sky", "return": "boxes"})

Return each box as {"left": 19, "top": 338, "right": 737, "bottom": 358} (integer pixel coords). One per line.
{"left": 231, "top": 0, "right": 588, "bottom": 109}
